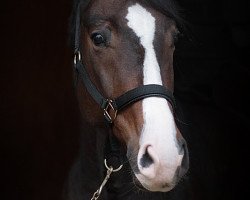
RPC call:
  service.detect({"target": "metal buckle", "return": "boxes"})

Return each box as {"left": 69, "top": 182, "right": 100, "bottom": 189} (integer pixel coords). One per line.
{"left": 74, "top": 51, "right": 81, "bottom": 65}
{"left": 104, "top": 99, "right": 117, "bottom": 123}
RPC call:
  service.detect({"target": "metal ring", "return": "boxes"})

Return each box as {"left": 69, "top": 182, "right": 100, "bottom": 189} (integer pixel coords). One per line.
{"left": 74, "top": 51, "right": 81, "bottom": 65}
{"left": 104, "top": 159, "right": 123, "bottom": 172}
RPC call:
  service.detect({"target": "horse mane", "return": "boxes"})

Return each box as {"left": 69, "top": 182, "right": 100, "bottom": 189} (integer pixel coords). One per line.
{"left": 69, "top": 0, "right": 185, "bottom": 49}
{"left": 69, "top": 0, "right": 91, "bottom": 49}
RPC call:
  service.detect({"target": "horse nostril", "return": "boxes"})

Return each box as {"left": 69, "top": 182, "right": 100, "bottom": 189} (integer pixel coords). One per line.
{"left": 179, "top": 145, "right": 184, "bottom": 155}
{"left": 140, "top": 146, "right": 154, "bottom": 168}
{"left": 178, "top": 140, "right": 189, "bottom": 178}
{"left": 177, "top": 137, "right": 186, "bottom": 155}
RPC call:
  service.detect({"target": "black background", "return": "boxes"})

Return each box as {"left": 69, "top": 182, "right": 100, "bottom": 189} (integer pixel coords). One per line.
{"left": 1, "top": 0, "right": 249, "bottom": 199}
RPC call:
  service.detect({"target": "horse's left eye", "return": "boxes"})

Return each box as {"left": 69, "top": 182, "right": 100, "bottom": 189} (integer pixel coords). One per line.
{"left": 91, "top": 33, "right": 106, "bottom": 46}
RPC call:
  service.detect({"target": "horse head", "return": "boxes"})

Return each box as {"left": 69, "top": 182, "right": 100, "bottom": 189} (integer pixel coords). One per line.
{"left": 73, "top": 0, "right": 189, "bottom": 192}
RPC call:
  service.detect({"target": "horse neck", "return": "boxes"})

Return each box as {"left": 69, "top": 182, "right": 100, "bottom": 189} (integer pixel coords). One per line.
{"left": 79, "top": 123, "right": 136, "bottom": 197}
{"left": 79, "top": 122, "right": 107, "bottom": 169}
{"left": 67, "top": 122, "right": 190, "bottom": 200}
{"left": 65, "top": 124, "right": 108, "bottom": 198}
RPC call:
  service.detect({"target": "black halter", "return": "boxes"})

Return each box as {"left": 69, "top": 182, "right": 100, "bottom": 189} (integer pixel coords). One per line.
{"left": 73, "top": 3, "right": 175, "bottom": 124}
{"left": 72, "top": 4, "right": 179, "bottom": 192}
{"left": 74, "top": 53, "right": 176, "bottom": 123}
{"left": 74, "top": 51, "right": 175, "bottom": 123}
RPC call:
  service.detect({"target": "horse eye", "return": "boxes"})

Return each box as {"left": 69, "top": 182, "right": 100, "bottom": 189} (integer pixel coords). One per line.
{"left": 91, "top": 33, "right": 106, "bottom": 46}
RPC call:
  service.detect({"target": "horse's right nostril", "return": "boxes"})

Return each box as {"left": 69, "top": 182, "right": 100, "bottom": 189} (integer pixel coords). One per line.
{"left": 140, "top": 147, "right": 154, "bottom": 168}
{"left": 138, "top": 145, "right": 159, "bottom": 179}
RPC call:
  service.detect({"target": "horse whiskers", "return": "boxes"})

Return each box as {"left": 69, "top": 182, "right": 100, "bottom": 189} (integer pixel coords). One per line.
{"left": 121, "top": 165, "right": 146, "bottom": 194}
{"left": 119, "top": 153, "right": 138, "bottom": 168}
{"left": 174, "top": 115, "right": 189, "bottom": 126}
{"left": 126, "top": 155, "right": 137, "bottom": 164}
{"left": 117, "top": 182, "right": 137, "bottom": 198}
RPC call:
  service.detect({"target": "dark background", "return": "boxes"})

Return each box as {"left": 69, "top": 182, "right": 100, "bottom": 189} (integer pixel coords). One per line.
{"left": 1, "top": 0, "right": 249, "bottom": 200}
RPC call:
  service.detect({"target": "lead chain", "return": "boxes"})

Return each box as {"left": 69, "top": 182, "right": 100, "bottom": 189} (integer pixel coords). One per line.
{"left": 90, "top": 159, "right": 123, "bottom": 200}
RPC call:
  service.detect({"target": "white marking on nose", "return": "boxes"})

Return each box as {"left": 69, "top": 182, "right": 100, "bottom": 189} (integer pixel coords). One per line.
{"left": 126, "top": 3, "right": 181, "bottom": 180}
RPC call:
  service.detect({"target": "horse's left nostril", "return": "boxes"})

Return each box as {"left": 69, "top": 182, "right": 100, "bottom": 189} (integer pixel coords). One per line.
{"left": 178, "top": 146, "right": 184, "bottom": 155}
{"left": 177, "top": 137, "right": 186, "bottom": 155}
{"left": 140, "top": 147, "right": 154, "bottom": 168}
{"left": 177, "top": 139, "right": 189, "bottom": 178}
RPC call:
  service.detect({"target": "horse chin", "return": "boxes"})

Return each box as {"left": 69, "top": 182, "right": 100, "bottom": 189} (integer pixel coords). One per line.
{"left": 133, "top": 173, "right": 176, "bottom": 192}
{"left": 128, "top": 159, "right": 177, "bottom": 192}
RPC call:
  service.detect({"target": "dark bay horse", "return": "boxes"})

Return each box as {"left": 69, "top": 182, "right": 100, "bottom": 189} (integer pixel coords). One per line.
{"left": 66, "top": 0, "right": 189, "bottom": 199}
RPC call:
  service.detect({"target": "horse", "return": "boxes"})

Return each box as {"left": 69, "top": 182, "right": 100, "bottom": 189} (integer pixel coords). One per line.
{"left": 65, "top": 0, "right": 190, "bottom": 199}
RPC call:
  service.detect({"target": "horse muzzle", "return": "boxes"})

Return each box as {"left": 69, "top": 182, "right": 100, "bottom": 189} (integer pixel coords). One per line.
{"left": 132, "top": 136, "right": 189, "bottom": 192}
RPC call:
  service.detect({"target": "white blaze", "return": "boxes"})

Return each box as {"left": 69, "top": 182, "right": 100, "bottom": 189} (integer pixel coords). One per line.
{"left": 126, "top": 3, "right": 179, "bottom": 176}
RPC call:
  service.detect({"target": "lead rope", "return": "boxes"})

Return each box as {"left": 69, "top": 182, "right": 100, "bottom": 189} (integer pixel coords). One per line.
{"left": 91, "top": 159, "right": 123, "bottom": 200}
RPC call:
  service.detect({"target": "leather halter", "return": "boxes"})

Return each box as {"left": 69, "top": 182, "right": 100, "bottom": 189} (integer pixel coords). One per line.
{"left": 74, "top": 52, "right": 175, "bottom": 123}
{"left": 73, "top": 3, "right": 176, "bottom": 123}
{"left": 72, "top": 4, "right": 178, "bottom": 198}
